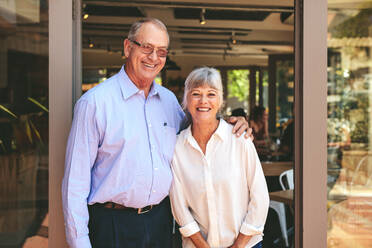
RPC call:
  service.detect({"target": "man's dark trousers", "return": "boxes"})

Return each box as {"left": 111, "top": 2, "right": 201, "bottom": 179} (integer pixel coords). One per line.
{"left": 88, "top": 197, "right": 173, "bottom": 248}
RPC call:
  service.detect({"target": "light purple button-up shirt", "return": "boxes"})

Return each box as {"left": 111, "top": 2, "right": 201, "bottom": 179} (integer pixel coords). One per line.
{"left": 62, "top": 66, "right": 184, "bottom": 248}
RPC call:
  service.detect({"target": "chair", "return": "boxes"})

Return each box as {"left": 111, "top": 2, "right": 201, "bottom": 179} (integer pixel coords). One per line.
{"left": 280, "top": 169, "right": 294, "bottom": 190}
{"left": 269, "top": 169, "right": 293, "bottom": 247}
{"left": 351, "top": 155, "right": 372, "bottom": 186}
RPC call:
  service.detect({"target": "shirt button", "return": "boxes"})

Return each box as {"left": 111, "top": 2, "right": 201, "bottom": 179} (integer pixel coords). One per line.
{"left": 154, "top": 167, "right": 158, "bottom": 171}
{"left": 148, "top": 123, "right": 152, "bottom": 128}
{"left": 153, "top": 190, "right": 156, "bottom": 193}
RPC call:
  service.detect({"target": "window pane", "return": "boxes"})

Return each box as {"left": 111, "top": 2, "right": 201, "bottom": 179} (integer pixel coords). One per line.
{"left": 327, "top": 2, "right": 372, "bottom": 247}
{"left": 0, "top": 1, "right": 48, "bottom": 246}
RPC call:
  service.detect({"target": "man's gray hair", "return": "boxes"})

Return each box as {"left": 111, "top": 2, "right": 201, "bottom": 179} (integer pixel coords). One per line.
{"left": 127, "top": 18, "right": 169, "bottom": 45}
{"left": 182, "top": 67, "right": 224, "bottom": 110}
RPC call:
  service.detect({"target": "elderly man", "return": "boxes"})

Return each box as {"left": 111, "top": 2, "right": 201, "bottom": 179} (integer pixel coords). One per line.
{"left": 62, "top": 18, "right": 249, "bottom": 248}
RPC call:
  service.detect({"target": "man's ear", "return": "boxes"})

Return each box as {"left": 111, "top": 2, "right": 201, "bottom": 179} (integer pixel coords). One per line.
{"left": 123, "top": 39, "right": 131, "bottom": 58}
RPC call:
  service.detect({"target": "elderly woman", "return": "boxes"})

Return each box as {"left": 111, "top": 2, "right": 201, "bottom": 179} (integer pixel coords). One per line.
{"left": 170, "top": 67, "right": 269, "bottom": 248}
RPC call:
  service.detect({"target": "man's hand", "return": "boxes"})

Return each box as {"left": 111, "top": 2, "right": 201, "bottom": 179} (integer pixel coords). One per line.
{"left": 228, "top": 116, "right": 254, "bottom": 140}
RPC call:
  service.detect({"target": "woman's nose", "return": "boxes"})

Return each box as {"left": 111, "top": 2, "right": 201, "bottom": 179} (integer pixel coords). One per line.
{"left": 199, "top": 95, "right": 207, "bottom": 103}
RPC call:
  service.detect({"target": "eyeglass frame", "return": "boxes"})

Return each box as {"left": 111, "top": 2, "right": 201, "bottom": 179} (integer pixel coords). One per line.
{"left": 128, "top": 39, "right": 168, "bottom": 58}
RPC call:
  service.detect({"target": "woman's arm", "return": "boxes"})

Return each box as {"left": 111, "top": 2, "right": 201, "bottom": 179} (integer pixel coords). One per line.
{"left": 228, "top": 233, "right": 252, "bottom": 248}
{"left": 169, "top": 159, "right": 203, "bottom": 241}
{"left": 239, "top": 140, "right": 270, "bottom": 237}
{"left": 189, "top": 232, "right": 210, "bottom": 248}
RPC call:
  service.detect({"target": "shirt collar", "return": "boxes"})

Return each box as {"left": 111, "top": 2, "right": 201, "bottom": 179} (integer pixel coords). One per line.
{"left": 213, "top": 119, "right": 228, "bottom": 142}
{"left": 183, "top": 118, "right": 228, "bottom": 146}
{"left": 118, "top": 65, "right": 160, "bottom": 100}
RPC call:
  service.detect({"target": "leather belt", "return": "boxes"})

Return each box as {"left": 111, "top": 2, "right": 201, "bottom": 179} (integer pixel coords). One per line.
{"left": 100, "top": 202, "right": 153, "bottom": 214}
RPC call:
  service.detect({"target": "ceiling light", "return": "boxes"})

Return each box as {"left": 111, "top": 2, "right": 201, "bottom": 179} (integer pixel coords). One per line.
{"left": 231, "top": 31, "right": 237, "bottom": 44}
{"left": 88, "top": 39, "right": 94, "bottom": 48}
{"left": 200, "top": 8, "right": 206, "bottom": 25}
{"left": 82, "top": 4, "right": 89, "bottom": 20}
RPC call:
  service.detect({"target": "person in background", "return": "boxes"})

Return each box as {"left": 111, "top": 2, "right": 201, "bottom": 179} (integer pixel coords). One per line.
{"left": 249, "top": 106, "right": 271, "bottom": 160}
{"left": 231, "top": 107, "right": 247, "bottom": 120}
{"left": 279, "top": 119, "right": 294, "bottom": 161}
{"left": 62, "top": 18, "right": 251, "bottom": 248}
{"left": 170, "top": 67, "right": 269, "bottom": 248}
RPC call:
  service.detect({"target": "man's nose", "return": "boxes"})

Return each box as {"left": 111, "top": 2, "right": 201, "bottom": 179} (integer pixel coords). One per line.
{"left": 148, "top": 50, "right": 159, "bottom": 60}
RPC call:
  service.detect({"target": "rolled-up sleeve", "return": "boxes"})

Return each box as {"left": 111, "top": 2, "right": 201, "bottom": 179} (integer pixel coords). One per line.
{"left": 240, "top": 140, "right": 270, "bottom": 236}
{"left": 169, "top": 160, "right": 200, "bottom": 237}
{"left": 62, "top": 99, "right": 100, "bottom": 248}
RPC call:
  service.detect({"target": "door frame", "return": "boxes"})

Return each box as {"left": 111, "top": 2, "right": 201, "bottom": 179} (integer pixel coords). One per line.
{"left": 49, "top": 0, "right": 328, "bottom": 247}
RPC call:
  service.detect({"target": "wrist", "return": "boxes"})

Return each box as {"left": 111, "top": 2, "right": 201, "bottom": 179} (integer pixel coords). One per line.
{"left": 235, "top": 233, "right": 251, "bottom": 248}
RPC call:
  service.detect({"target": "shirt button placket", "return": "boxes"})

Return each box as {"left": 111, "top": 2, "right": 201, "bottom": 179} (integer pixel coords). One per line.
{"left": 203, "top": 156, "right": 220, "bottom": 246}
{"left": 145, "top": 101, "right": 155, "bottom": 202}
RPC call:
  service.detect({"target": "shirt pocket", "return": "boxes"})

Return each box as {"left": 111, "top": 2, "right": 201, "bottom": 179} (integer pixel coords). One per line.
{"left": 162, "top": 125, "right": 177, "bottom": 163}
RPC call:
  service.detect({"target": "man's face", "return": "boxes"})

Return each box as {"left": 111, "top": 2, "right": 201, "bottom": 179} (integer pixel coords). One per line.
{"left": 124, "top": 23, "right": 168, "bottom": 90}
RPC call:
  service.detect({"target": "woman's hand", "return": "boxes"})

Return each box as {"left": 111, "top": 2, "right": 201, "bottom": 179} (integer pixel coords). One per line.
{"left": 228, "top": 116, "right": 254, "bottom": 140}
{"left": 189, "top": 232, "right": 210, "bottom": 248}
{"left": 228, "top": 233, "right": 252, "bottom": 248}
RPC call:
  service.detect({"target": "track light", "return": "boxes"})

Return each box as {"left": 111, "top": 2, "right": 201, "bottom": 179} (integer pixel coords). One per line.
{"left": 82, "top": 4, "right": 89, "bottom": 20}
{"left": 88, "top": 38, "right": 94, "bottom": 48}
{"left": 231, "top": 31, "right": 237, "bottom": 44}
{"left": 200, "top": 8, "right": 206, "bottom": 25}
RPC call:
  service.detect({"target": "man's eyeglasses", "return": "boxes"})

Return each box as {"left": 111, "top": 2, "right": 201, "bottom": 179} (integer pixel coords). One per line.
{"left": 129, "top": 39, "right": 168, "bottom": 58}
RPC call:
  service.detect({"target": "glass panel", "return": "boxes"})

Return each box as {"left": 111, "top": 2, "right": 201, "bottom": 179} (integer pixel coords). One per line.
{"left": 0, "top": 0, "right": 48, "bottom": 246}
{"left": 82, "top": 68, "right": 108, "bottom": 93}
{"left": 327, "top": 1, "right": 372, "bottom": 247}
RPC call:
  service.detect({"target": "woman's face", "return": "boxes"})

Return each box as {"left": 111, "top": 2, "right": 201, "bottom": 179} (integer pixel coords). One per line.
{"left": 262, "top": 110, "right": 268, "bottom": 122}
{"left": 187, "top": 85, "right": 221, "bottom": 124}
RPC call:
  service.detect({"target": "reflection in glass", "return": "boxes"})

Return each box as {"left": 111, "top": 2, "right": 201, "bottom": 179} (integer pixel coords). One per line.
{"left": 0, "top": 0, "right": 48, "bottom": 246}
{"left": 327, "top": 2, "right": 372, "bottom": 247}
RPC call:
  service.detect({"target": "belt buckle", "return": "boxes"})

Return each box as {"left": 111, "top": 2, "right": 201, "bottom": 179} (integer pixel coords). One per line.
{"left": 138, "top": 205, "right": 152, "bottom": 214}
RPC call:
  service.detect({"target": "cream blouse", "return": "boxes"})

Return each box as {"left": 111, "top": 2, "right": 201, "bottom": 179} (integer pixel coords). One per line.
{"left": 170, "top": 119, "right": 269, "bottom": 248}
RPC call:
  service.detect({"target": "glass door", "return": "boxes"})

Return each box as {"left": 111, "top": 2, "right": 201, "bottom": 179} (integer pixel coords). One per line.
{"left": 0, "top": 1, "right": 49, "bottom": 246}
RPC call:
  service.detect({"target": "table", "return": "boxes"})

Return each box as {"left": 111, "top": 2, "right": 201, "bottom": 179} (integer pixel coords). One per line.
{"left": 261, "top": 161, "right": 293, "bottom": 176}
{"left": 269, "top": 189, "right": 294, "bottom": 205}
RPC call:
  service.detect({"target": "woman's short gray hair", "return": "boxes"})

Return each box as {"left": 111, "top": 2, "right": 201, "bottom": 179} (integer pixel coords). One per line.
{"left": 127, "top": 18, "right": 169, "bottom": 44}
{"left": 182, "top": 67, "right": 224, "bottom": 110}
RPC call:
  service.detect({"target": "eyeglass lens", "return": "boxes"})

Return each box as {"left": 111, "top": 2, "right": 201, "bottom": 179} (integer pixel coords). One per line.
{"left": 131, "top": 40, "right": 167, "bottom": 57}
{"left": 141, "top": 44, "right": 167, "bottom": 57}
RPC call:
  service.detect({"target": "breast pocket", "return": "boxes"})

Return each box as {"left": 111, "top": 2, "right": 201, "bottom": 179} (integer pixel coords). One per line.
{"left": 162, "top": 126, "right": 177, "bottom": 162}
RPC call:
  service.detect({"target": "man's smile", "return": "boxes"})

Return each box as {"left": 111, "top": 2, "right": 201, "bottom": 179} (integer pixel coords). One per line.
{"left": 143, "top": 62, "right": 156, "bottom": 68}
